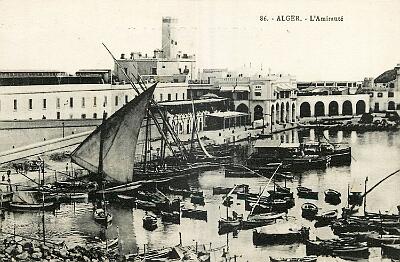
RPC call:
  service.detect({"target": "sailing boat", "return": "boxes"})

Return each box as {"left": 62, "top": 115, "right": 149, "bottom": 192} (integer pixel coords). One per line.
{"left": 218, "top": 185, "right": 242, "bottom": 235}
{"left": 70, "top": 84, "right": 156, "bottom": 185}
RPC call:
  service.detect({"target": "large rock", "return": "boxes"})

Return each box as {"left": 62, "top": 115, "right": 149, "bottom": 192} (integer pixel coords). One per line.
{"left": 16, "top": 244, "right": 23, "bottom": 254}
{"left": 5, "top": 245, "right": 14, "bottom": 254}
{"left": 59, "top": 248, "right": 69, "bottom": 258}
{"left": 16, "top": 251, "right": 29, "bottom": 260}
{"left": 31, "top": 251, "right": 43, "bottom": 260}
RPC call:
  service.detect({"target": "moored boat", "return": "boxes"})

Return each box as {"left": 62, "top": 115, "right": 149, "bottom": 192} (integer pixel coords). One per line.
{"left": 269, "top": 255, "right": 317, "bottom": 262}
{"left": 143, "top": 214, "right": 158, "bottom": 231}
{"left": 9, "top": 201, "right": 58, "bottom": 211}
{"left": 93, "top": 208, "right": 112, "bottom": 224}
{"left": 324, "top": 189, "right": 341, "bottom": 204}
{"left": 181, "top": 207, "right": 207, "bottom": 221}
{"left": 315, "top": 209, "right": 338, "bottom": 227}
{"left": 253, "top": 224, "right": 310, "bottom": 246}
{"left": 332, "top": 243, "right": 370, "bottom": 258}
{"left": 218, "top": 217, "right": 241, "bottom": 234}
{"left": 242, "top": 212, "right": 285, "bottom": 230}
{"left": 160, "top": 211, "right": 180, "bottom": 224}
{"left": 297, "top": 186, "right": 318, "bottom": 199}
{"left": 301, "top": 203, "right": 318, "bottom": 219}
{"left": 381, "top": 244, "right": 400, "bottom": 259}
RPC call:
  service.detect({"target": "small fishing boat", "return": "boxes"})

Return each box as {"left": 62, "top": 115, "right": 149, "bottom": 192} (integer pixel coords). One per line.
{"left": 276, "top": 172, "right": 294, "bottom": 180}
{"left": 218, "top": 217, "right": 241, "bottom": 234}
{"left": 242, "top": 212, "right": 285, "bottom": 230}
{"left": 190, "top": 194, "right": 205, "bottom": 205}
{"left": 135, "top": 200, "right": 157, "bottom": 211}
{"left": 225, "top": 169, "right": 258, "bottom": 178}
{"left": 332, "top": 245, "right": 370, "bottom": 258}
{"left": 143, "top": 214, "right": 158, "bottom": 231}
{"left": 324, "top": 189, "right": 341, "bottom": 204}
{"left": 297, "top": 186, "right": 318, "bottom": 199}
{"left": 301, "top": 203, "right": 318, "bottom": 219}
{"left": 116, "top": 194, "right": 136, "bottom": 206}
{"left": 342, "top": 206, "right": 359, "bottom": 217}
{"left": 160, "top": 211, "right": 180, "bottom": 224}
{"left": 253, "top": 223, "right": 310, "bottom": 245}
{"left": 315, "top": 210, "right": 338, "bottom": 227}
{"left": 381, "top": 244, "right": 400, "bottom": 259}
{"left": 181, "top": 207, "right": 207, "bottom": 221}
{"left": 269, "top": 255, "right": 317, "bottom": 262}
{"left": 366, "top": 234, "right": 400, "bottom": 247}
{"left": 9, "top": 201, "right": 58, "bottom": 211}
{"left": 93, "top": 208, "right": 112, "bottom": 224}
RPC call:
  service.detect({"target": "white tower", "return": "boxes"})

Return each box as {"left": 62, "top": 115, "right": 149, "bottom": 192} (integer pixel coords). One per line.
{"left": 162, "top": 17, "right": 178, "bottom": 59}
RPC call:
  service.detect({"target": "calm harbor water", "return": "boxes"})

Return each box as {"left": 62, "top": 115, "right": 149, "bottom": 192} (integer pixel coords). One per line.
{"left": 0, "top": 129, "right": 399, "bottom": 261}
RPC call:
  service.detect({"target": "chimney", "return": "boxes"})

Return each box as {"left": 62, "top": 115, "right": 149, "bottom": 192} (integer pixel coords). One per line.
{"left": 120, "top": 54, "right": 125, "bottom": 59}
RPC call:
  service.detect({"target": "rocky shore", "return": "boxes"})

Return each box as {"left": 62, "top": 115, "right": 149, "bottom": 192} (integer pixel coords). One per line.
{"left": 0, "top": 236, "right": 119, "bottom": 261}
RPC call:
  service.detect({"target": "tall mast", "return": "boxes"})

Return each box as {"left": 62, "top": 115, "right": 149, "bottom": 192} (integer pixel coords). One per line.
{"left": 144, "top": 110, "right": 150, "bottom": 173}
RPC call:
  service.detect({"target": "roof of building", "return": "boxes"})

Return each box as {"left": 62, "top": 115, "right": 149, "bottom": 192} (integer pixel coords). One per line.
{"left": 0, "top": 69, "right": 65, "bottom": 73}
{"left": 159, "top": 97, "right": 227, "bottom": 106}
{"left": 274, "top": 82, "right": 296, "bottom": 91}
{"left": 219, "top": 85, "right": 250, "bottom": 92}
{"left": 374, "top": 68, "right": 396, "bottom": 83}
{"left": 206, "top": 111, "right": 248, "bottom": 118}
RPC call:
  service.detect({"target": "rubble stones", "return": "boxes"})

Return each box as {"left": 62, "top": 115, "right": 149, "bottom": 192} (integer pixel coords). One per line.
{"left": 0, "top": 237, "right": 119, "bottom": 261}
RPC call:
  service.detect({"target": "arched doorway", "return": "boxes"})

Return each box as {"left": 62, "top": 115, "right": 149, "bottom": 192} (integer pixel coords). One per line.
{"left": 300, "top": 102, "right": 311, "bottom": 117}
{"left": 388, "top": 101, "right": 396, "bottom": 110}
{"left": 271, "top": 105, "right": 275, "bottom": 123}
{"left": 314, "top": 101, "right": 325, "bottom": 117}
{"left": 254, "top": 105, "right": 263, "bottom": 120}
{"left": 291, "top": 103, "right": 296, "bottom": 122}
{"left": 276, "top": 103, "right": 280, "bottom": 123}
{"left": 356, "top": 100, "right": 366, "bottom": 114}
{"left": 286, "top": 102, "right": 290, "bottom": 122}
{"left": 280, "top": 102, "right": 285, "bottom": 123}
{"left": 342, "top": 100, "right": 353, "bottom": 115}
{"left": 328, "top": 101, "right": 339, "bottom": 116}
{"left": 237, "top": 103, "right": 249, "bottom": 113}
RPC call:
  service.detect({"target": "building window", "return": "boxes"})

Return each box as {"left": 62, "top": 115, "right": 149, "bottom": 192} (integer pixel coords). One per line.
{"left": 125, "top": 95, "right": 129, "bottom": 104}
{"left": 115, "top": 96, "right": 119, "bottom": 106}
{"left": 103, "top": 96, "right": 107, "bottom": 107}
{"left": 81, "top": 114, "right": 86, "bottom": 119}
{"left": 56, "top": 112, "right": 60, "bottom": 119}
{"left": 182, "top": 93, "right": 185, "bottom": 100}
{"left": 168, "top": 94, "right": 171, "bottom": 101}
{"left": 160, "top": 94, "right": 163, "bottom": 101}
{"left": 93, "top": 97, "right": 97, "bottom": 107}
{"left": 56, "top": 98, "right": 60, "bottom": 108}
{"left": 93, "top": 113, "right": 97, "bottom": 119}
{"left": 13, "top": 99, "right": 17, "bottom": 111}
{"left": 43, "top": 99, "right": 47, "bottom": 109}
{"left": 175, "top": 93, "right": 178, "bottom": 100}
{"left": 81, "top": 97, "right": 85, "bottom": 108}
{"left": 29, "top": 99, "right": 33, "bottom": 110}
{"left": 388, "top": 92, "right": 394, "bottom": 97}
{"left": 377, "top": 93, "right": 383, "bottom": 98}
{"left": 255, "top": 92, "right": 261, "bottom": 97}
{"left": 69, "top": 97, "right": 74, "bottom": 108}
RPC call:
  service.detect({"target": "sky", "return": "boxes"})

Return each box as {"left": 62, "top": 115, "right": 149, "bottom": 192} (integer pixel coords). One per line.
{"left": 0, "top": 0, "right": 399, "bottom": 81}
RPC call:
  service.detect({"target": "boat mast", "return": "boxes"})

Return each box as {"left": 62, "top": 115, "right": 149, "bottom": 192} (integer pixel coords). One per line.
{"left": 363, "top": 177, "right": 368, "bottom": 215}
{"left": 144, "top": 110, "right": 150, "bottom": 173}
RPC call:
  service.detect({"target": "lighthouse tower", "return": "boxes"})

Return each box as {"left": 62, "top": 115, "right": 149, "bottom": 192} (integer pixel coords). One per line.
{"left": 161, "top": 17, "right": 178, "bottom": 59}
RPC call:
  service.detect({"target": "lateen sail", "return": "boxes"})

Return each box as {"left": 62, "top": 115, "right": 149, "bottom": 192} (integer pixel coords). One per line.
{"left": 71, "top": 84, "right": 156, "bottom": 184}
